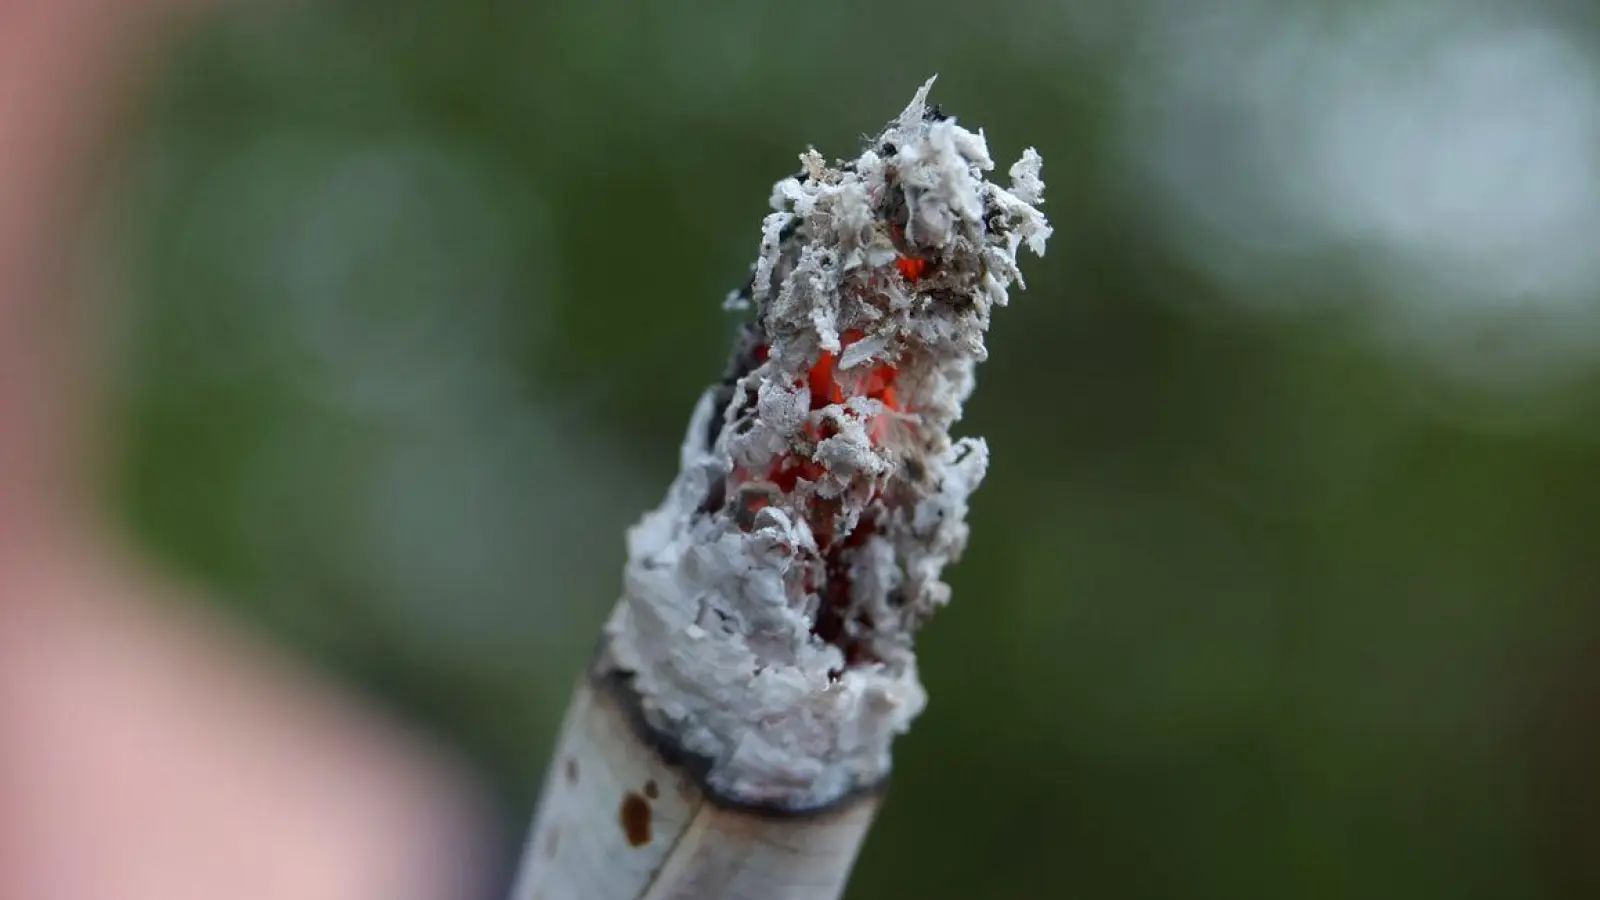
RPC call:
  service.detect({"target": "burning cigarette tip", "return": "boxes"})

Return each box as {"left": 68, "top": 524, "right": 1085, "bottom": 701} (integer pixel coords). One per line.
{"left": 602, "top": 79, "right": 1051, "bottom": 811}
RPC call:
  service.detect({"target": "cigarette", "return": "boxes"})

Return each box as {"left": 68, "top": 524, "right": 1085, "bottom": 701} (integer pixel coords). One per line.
{"left": 512, "top": 76, "right": 1051, "bottom": 900}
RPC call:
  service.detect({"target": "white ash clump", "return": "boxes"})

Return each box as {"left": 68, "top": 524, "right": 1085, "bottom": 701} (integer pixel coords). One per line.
{"left": 602, "top": 77, "right": 1051, "bottom": 811}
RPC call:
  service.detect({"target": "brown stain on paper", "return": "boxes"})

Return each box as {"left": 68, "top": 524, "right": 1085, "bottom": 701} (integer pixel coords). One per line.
{"left": 619, "top": 792, "right": 652, "bottom": 847}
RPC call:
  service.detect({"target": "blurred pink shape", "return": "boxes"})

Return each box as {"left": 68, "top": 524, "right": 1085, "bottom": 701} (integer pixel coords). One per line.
{"left": 0, "top": 4, "right": 492, "bottom": 898}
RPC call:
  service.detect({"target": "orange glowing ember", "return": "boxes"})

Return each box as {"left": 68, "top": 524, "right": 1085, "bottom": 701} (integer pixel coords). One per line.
{"left": 895, "top": 256, "right": 928, "bottom": 282}
{"left": 807, "top": 348, "right": 844, "bottom": 409}
{"left": 731, "top": 324, "right": 908, "bottom": 514}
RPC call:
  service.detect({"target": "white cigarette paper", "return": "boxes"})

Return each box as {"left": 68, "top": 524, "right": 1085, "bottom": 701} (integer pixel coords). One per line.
{"left": 513, "top": 77, "right": 1051, "bottom": 900}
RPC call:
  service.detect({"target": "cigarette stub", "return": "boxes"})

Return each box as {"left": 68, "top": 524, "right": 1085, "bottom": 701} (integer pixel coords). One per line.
{"left": 515, "top": 78, "right": 1051, "bottom": 900}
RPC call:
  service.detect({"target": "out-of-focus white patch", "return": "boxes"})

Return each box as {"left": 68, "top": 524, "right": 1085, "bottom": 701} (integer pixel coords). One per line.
{"left": 1126, "top": 1, "right": 1600, "bottom": 391}
{"left": 1308, "top": 30, "right": 1600, "bottom": 293}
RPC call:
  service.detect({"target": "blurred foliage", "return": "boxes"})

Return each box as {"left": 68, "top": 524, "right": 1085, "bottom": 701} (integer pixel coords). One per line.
{"left": 108, "top": 0, "right": 1600, "bottom": 897}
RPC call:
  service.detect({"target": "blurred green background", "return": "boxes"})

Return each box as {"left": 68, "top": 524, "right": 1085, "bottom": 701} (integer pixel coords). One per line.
{"left": 105, "top": 1, "right": 1600, "bottom": 897}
